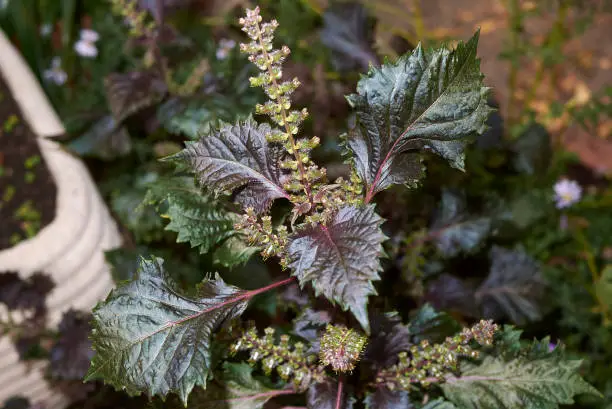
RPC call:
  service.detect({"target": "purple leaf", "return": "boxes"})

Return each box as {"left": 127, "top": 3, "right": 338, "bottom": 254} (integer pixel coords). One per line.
{"left": 287, "top": 205, "right": 386, "bottom": 333}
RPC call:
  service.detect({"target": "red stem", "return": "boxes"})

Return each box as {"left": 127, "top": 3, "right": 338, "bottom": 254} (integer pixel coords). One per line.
{"left": 132, "top": 277, "right": 296, "bottom": 344}
{"left": 335, "top": 376, "right": 345, "bottom": 409}
{"left": 244, "top": 277, "right": 296, "bottom": 299}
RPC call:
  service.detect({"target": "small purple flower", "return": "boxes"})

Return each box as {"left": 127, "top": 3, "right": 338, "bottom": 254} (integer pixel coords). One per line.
{"left": 548, "top": 342, "right": 556, "bottom": 352}
{"left": 554, "top": 179, "right": 582, "bottom": 209}
{"left": 43, "top": 57, "right": 67, "bottom": 85}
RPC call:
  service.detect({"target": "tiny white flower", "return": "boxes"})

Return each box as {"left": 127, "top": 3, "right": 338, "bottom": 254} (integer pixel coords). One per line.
{"left": 74, "top": 28, "right": 99, "bottom": 58}
{"left": 43, "top": 57, "right": 67, "bottom": 85}
{"left": 40, "top": 23, "right": 53, "bottom": 37}
{"left": 554, "top": 179, "right": 582, "bottom": 209}
{"left": 79, "top": 28, "right": 100, "bottom": 43}
{"left": 216, "top": 38, "right": 236, "bottom": 60}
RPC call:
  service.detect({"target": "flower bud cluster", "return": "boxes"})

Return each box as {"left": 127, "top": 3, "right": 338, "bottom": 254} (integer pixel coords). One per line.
{"left": 109, "top": 0, "right": 156, "bottom": 39}
{"left": 376, "top": 320, "right": 499, "bottom": 390}
{"left": 319, "top": 324, "right": 367, "bottom": 373}
{"left": 235, "top": 207, "right": 289, "bottom": 267}
{"left": 239, "top": 7, "right": 325, "bottom": 212}
{"left": 230, "top": 327, "right": 325, "bottom": 391}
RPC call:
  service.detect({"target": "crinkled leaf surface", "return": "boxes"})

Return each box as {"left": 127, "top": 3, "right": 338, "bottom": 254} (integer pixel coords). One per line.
{"left": 307, "top": 379, "right": 355, "bottom": 409}
{"left": 143, "top": 176, "right": 255, "bottom": 262}
{"left": 476, "top": 246, "right": 546, "bottom": 324}
{"left": 163, "top": 185, "right": 236, "bottom": 254}
{"left": 86, "top": 257, "right": 249, "bottom": 404}
{"left": 183, "top": 363, "right": 290, "bottom": 409}
{"left": 172, "top": 117, "right": 289, "bottom": 213}
{"left": 320, "top": 2, "right": 378, "bottom": 72}
{"left": 431, "top": 189, "right": 491, "bottom": 257}
{"left": 104, "top": 70, "right": 167, "bottom": 123}
{"left": 287, "top": 205, "right": 386, "bottom": 333}
{"left": 364, "top": 388, "right": 412, "bottom": 409}
{"left": 345, "top": 31, "right": 491, "bottom": 201}
{"left": 441, "top": 355, "right": 600, "bottom": 409}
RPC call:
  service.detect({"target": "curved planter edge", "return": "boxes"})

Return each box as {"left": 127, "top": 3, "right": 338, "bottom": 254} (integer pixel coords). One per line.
{"left": 0, "top": 30, "right": 122, "bottom": 408}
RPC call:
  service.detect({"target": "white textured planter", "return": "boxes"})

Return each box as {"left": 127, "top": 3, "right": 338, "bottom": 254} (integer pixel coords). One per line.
{"left": 0, "top": 31, "right": 122, "bottom": 407}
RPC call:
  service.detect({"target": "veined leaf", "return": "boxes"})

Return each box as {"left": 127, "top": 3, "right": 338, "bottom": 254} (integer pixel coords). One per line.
{"left": 307, "top": 379, "right": 355, "bottom": 409}
{"left": 364, "top": 388, "right": 412, "bottom": 409}
{"left": 184, "top": 363, "right": 294, "bottom": 409}
{"left": 441, "top": 355, "right": 600, "bottom": 409}
{"left": 143, "top": 176, "right": 256, "bottom": 262}
{"left": 172, "top": 117, "right": 290, "bottom": 213}
{"left": 287, "top": 205, "right": 386, "bottom": 333}
{"left": 476, "top": 246, "right": 546, "bottom": 324}
{"left": 345, "top": 31, "right": 491, "bottom": 202}
{"left": 431, "top": 189, "right": 491, "bottom": 257}
{"left": 86, "top": 257, "right": 249, "bottom": 404}
{"left": 164, "top": 187, "right": 236, "bottom": 254}
{"left": 104, "top": 70, "right": 167, "bottom": 123}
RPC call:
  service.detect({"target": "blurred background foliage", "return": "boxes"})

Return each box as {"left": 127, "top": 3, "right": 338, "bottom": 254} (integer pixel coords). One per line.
{"left": 1, "top": 0, "right": 612, "bottom": 408}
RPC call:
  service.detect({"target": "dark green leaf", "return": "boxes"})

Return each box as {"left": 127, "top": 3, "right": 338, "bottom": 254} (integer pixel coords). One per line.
{"left": 164, "top": 186, "right": 236, "bottom": 254}
{"left": 143, "top": 176, "right": 251, "bottom": 259}
{"left": 104, "top": 70, "right": 167, "bottom": 123}
{"left": 212, "top": 236, "right": 259, "bottom": 269}
{"left": 320, "top": 2, "right": 378, "bottom": 72}
{"left": 407, "top": 304, "right": 461, "bottom": 344}
{"left": 511, "top": 123, "right": 552, "bottom": 175}
{"left": 307, "top": 379, "right": 355, "bottom": 409}
{"left": 364, "top": 311, "right": 410, "bottom": 369}
{"left": 431, "top": 189, "right": 491, "bottom": 257}
{"left": 441, "top": 355, "right": 601, "bottom": 409}
{"left": 172, "top": 117, "right": 290, "bottom": 214}
{"left": 86, "top": 257, "right": 249, "bottom": 404}
{"left": 476, "top": 246, "right": 547, "bottom": 324}
{"left": 345, "top": 31, "right": 491, "bottom": 201}
{"left": 364, "top": 388, "right": 412, "bottom": 409}
{"left": 67, "top": 115, "right": 132, "bottom": 159}
{"left": 183, "top": 363, "right": 292, "bottom": 409}
{"left": 287, "top": 205, "right": 386, "bottom": 333}
{"left": 105, "top": 248, "right": 140, "bottom": 282}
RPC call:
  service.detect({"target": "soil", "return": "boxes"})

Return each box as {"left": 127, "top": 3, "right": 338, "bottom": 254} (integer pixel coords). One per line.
{"left": 0, "top": 72, "right": 57, "bottom": 251}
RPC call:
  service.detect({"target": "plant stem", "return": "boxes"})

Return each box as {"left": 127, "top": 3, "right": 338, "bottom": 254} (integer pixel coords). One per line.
{"left": 335, "top": 375, "right": 345, "bottom": 409}
{"left": 245, "top": 277, "right": 297, "bottom": 300}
